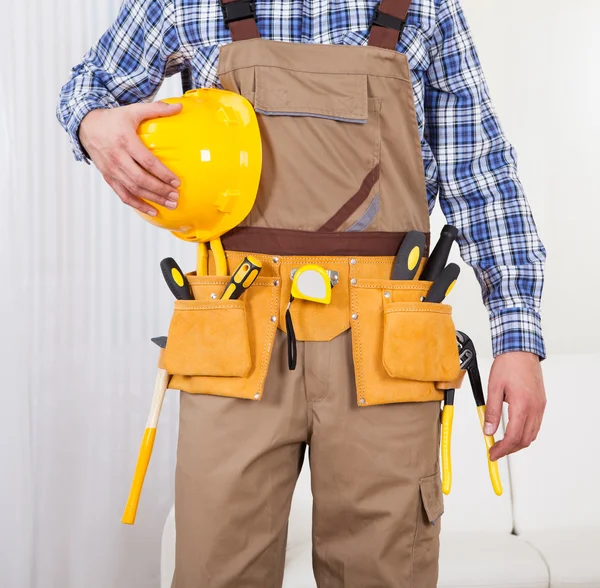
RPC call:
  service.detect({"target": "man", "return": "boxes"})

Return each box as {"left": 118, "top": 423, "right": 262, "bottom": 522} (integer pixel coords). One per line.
{"left": 57, "top": 0, "right": 546, "bottom": 586}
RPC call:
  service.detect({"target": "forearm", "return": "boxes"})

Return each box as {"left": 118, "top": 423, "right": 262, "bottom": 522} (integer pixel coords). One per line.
{"left": 56, "top": 0, "right": 186, "bottom": 162}
{"left": 424, "top": 0, "right": 546, "bottom": 358}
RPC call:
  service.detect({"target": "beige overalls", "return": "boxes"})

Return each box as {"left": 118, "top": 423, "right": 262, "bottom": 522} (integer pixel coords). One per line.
{"left": 165, "top": 0, "right": 462, "bottom": 585}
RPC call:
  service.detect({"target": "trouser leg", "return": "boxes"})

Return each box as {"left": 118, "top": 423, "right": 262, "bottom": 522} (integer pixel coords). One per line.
{"left": 308, "top": 331, "right": 443, "bottom": 588}
{"left": 172, "top": 332, "right": 307, "bottom": 588}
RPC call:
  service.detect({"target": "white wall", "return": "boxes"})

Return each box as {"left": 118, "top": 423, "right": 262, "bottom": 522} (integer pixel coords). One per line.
{"left": 1, "top": 1, "right": 597, "bottom": 587}
{"left": 442, "top": 0, "right": 600, "bottom": 357}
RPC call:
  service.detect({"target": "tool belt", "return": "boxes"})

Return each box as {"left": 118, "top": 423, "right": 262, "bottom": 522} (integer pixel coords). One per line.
{"left": 159, "top": 251, "right": 463, "bottom": 406}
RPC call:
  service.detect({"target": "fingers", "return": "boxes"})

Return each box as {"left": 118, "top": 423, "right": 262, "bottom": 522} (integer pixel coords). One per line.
{"left": 106, "top": 178, "right": 158, "bottom": 217}
{"left": 483, "top": 372, "right": 504, "bottom": 437}
{"left": 112, "top": 154, "right": 179, "bottom": 208}
{"left": 129, "top": 100, "right": 183, "bottom": 126}
{"left": 128, "top": 135, "right": 180, "bottom": 188}
{"left": 489, "top": 405, "right": 527, "bottom": 462}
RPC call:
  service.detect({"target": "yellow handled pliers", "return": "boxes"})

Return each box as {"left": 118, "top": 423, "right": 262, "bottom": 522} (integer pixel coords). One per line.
{"left": 441, "top": 331, "right": 503, "bottom": 496}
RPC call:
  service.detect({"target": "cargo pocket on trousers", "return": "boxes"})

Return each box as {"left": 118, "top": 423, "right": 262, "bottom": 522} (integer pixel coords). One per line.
{"left": 165, "top": 275, "right": 281, "bottom": 400}
{"left": 412, "top": 473, "right": 443, "bottom": 587}
{"left": 382, "top": 302, "right": 460, "bottom": 383}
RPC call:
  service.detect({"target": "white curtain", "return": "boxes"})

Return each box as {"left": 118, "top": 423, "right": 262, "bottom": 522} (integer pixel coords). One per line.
{"left": 1, "top": 0, "right": 599, "bottom": 587}
{"left": 1, "top": 1, "right": 189, "bottom": 586}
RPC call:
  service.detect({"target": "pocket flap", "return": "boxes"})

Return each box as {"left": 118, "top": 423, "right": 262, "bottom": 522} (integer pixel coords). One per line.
{"left": 420, "top": 473, "right": 444, "bottom": 523}
{"left": 382, "top": 302, "right": 461, "bottom": 383}
{"left": 255, "top": 67, "right": 368, "bottom": 122}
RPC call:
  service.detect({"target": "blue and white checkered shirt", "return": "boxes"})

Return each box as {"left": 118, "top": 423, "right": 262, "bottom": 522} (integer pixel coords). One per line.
{"left": 57, "top": 0, "right": 547, "bottom": 358}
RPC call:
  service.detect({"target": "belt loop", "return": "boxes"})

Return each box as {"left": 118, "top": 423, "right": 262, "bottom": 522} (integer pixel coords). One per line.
{"left": 368, "top": 0, "right": 412, "bottom": 50}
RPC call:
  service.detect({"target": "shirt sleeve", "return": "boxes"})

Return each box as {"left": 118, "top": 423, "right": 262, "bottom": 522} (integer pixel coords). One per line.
{"left": 423, "top": 0, "right": 547, "bottom": 359}
{"left": 56, "top": 0, "right": 188, "bottom": 162}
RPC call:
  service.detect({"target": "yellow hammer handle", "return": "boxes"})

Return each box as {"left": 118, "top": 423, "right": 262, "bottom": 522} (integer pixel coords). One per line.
{"left": 477, "top": 405, "right": 503, "bottom": 496}
{"left": 441, "top": 405, "right": 454, "bottom": 495}
{"left": 122, "top": 368, "right": 170, "bottom": 525}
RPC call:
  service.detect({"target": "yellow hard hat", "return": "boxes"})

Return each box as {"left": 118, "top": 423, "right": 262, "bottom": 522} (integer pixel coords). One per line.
{"left": 137, "top": 89, "right": 262, "bottom": 243}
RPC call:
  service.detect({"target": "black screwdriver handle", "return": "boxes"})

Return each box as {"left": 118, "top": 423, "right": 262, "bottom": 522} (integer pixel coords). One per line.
{"left": 160, "top": 258, "right": 194, "bottom": 301}
{"left": 420, "top": 225, "right": 459, "bottom": 282}
{"left": 391, "top": 231, "right": 427, "bottom": 280}
{"left": 423, "top": 263, "right": 461, "bottom": 303}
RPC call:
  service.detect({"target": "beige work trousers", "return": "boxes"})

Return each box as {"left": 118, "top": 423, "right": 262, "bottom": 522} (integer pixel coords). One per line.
{"left": 173, "top": 330, "right": 443, "bottom": 588}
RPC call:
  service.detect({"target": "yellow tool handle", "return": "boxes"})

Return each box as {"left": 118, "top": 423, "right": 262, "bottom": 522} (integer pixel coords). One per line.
{"left": 197, "top": 242, "right": 209, "bottom": 277}
{"left": 477, "top": 405, "right": 503, "bottom": 496}
{"left": 122, "top": 428, "right": 157, "bottom": 525}
{"left": 441, "top": 404, "right": 454, "bottom": 495}
{"left": 210, "top": 238, "right": 228, "bottom": 276}
{"left": 221, "top": 255, "right": 263, "bottom": 300}
{"left": 122, "top": 368, "right": 169, "bottom": 525}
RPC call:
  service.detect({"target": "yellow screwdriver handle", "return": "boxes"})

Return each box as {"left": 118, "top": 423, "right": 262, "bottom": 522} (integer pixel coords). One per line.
{"left": 477, "top": 405, "right": 503, "bottom": 496}
{"left": 221, "top": 256, "right": 263, "bottom": 300}
{"left": 441, "top": 404, "right": 454, "bottom": 495}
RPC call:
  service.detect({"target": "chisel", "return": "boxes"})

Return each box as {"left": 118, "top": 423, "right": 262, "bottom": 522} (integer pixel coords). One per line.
{"left": 160, "top": 258, "right": 194, "bottom": 300}
{"left": 423, "top": 263, "right": 460, "bottom": 303}
{"left": 391, "top": 231, "right": 427, "bottom": 280}
{"left": 420, "top": 225, "right": 459, "bottom": 282}
{"left": 221, "top": 256, "right": 263, "bottom": 300}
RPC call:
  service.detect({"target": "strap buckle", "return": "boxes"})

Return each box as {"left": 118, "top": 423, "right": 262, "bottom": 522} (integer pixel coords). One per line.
{"left": 371, "top": 2, "right": 406, "bottom": 34}
{"left": 221, "top": 0, "right": 256, "bottom": 28}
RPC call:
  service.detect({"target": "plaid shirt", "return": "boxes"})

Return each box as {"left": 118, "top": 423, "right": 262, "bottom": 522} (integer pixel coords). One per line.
{"left": 57, "top": 0, "right": 547, "bottom": 358}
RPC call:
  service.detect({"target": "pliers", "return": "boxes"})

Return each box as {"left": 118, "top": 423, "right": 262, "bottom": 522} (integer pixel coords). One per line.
{"left": 441, "top": 331, "right": 503, "bottom": 496}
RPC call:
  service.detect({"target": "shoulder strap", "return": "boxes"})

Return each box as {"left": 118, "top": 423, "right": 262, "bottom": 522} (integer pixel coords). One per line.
{"left": 368, "top": 0, "right": 412, "bottom": 50}
{"left": 220, "top": 0, "right": 260, "bottom": 42}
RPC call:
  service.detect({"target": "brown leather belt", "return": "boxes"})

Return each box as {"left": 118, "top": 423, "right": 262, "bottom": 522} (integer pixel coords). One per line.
{"left": 221, "top": 226, "right": 430, "bottom": 257}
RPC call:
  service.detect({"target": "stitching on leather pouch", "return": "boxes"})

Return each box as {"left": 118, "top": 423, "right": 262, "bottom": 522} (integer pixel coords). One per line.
{"left": 174, "top": 304, "right": 245, "bottom": 311}
{"left": 258, "top": 283, "right": 279, "bottom": 396}
{"left": 385, "top": 307, "right": 451, "bottom": 315}
{"left": 350, "top": 263, "right": 365, "bottom": 402}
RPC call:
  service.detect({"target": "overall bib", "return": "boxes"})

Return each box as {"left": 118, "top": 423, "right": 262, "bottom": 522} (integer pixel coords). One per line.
{"left": 166, "top": 1, "right": 462, "bottom": 585}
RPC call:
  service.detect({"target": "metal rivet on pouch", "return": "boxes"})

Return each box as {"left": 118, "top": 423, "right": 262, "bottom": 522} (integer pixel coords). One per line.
{"left": 273, "top": 257, "right": 279, "bottom": 263}
{"left": 384, "top": 291, "right": 391, "bottom": 299}
{"left": 271, "top": 316, "right": 277, "bottom": 322}
{"left": 210, "top": 293, "right": 217, "bottom": 299}
{"left": 350, "top": 258, "right": 357, "bottom": 265}
{"left": 352, "top": 313, "right": 358, "bottom": 320}
{"left": 274, "top": 280, "right": 279, "bottom": 286}
{"left": 351, "top": 278, "right": 357, "bottom": 285}
{"left": 360, "top": 398, "right": 366, "bottom": 405}
{"left": 254, "top": 393, "right": 260, "bottom": 400}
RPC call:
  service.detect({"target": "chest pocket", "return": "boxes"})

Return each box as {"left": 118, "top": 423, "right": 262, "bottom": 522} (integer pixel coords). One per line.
{"left": 239, "top": 67, "right": 382, "bottom": 232}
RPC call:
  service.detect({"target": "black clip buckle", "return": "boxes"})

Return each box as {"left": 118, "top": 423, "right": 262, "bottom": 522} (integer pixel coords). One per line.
{"left": 372, "top": 2, "right": 406, "bottom": 34}
{"left": 221, "top": 0, "right": 256, "bottom": 28}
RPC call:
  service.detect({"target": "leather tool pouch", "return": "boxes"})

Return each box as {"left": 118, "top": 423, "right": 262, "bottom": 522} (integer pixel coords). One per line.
{"left": 350, "top": 276, "right": 461, "bottom": 406}
{"left": 163, "top": 274, "right": 280, "bottom": 400}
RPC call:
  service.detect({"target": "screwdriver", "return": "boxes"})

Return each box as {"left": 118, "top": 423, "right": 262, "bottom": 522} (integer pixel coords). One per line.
{"left": 160, "top": 258, "right": 194, "bottom": 300}
{"left": 391, "top": 231, "right": 427, "bottom": 280}
{"left": 420, "top": 225, "right": 459, "bottom": 282}
{"left": 422, "top": 263, "right": 460, "bottom": 303}
{"left": 221, "top": 256, "right": 263, "bottom": 300}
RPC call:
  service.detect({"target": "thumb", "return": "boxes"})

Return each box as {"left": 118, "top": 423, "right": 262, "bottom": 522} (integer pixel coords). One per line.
{"left": 483, "top": 369, "right": 504, "bottom": 436}
{"left": 130, "top": 100, "right": 183, "bottom": 125}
